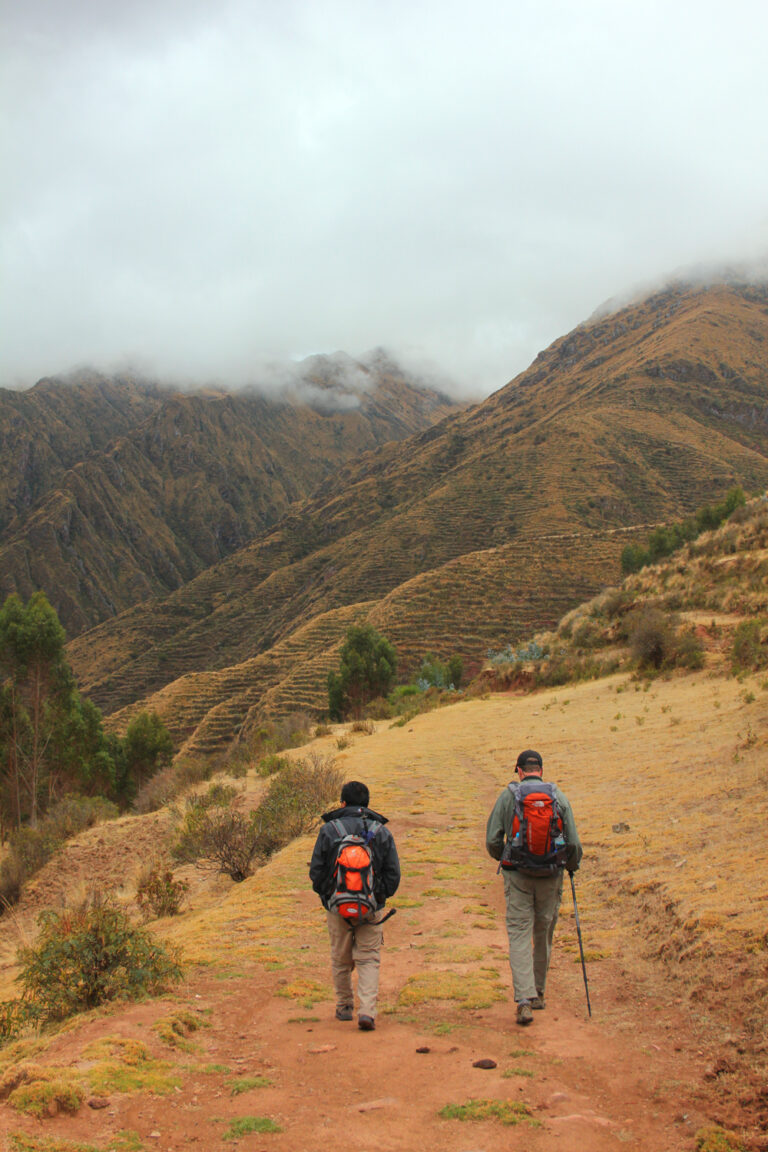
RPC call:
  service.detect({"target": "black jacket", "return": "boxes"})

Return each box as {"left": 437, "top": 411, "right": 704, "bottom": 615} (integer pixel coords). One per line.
{"left": 309, "top": 805, "right": 401, "bottom": 910}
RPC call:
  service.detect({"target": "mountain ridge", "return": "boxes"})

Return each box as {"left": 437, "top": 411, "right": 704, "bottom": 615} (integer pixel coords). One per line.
{"left": 66, "top": 282, "right": 768, "bottom": 745}
{"left": 0, "top": 358, "right": 462, "bottom": 635}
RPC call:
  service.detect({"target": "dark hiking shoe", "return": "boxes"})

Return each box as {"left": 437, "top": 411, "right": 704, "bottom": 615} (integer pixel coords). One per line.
{"left": 335, "top": 1006, "right": 354, "bottom": 1021}
{"left": 516, "top": 1002, "right": 534, "bottom": 1026}
{"left": 529, "top": 994, "right": 546, "bottom": 1010}
{"left": 358, "top": 1015, "right": 376, "bottom": 1031}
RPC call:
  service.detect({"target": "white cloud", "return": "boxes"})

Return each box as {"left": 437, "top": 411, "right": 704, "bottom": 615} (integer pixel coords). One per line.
{"left": 2, "top": 0, "right": 768, "bottom": 392}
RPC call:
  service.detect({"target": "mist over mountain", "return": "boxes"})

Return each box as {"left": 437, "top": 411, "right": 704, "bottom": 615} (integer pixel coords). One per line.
{"left": 0, "top": 354, "right": 462, "bottom": 635}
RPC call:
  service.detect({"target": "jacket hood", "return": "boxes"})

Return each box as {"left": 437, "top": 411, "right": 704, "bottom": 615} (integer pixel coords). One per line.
{"left": 321, "top": 804, "right": 389, "bottom": 825}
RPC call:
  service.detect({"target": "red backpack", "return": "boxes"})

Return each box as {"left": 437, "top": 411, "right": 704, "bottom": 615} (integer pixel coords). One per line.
{"left": 500, "top": 779, "right": 567, "bottom": 876}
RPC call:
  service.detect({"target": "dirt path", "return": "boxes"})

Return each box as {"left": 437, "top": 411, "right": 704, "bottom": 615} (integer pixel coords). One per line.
{"left": 2, "top": 676, "right": 765, "bottom": 1151}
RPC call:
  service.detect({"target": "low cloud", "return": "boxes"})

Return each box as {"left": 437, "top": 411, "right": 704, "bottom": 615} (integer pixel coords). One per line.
{"left": 3, "top": 0, "right": 768, "bottom": 395}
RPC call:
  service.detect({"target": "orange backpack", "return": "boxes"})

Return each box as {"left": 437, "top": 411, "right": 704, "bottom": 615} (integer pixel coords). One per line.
{"left": 500, "top": 780, "right": 567, "bottom": 876}
{"left": 327, "top": 820, "right": 382, "bottom": 923}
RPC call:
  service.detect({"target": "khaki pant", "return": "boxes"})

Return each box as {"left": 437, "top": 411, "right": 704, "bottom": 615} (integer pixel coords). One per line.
{"left": 326, "top": 909, "right": 384, "bottom": 1018}
{"left": 503, "top": 869, "right": 564, "bottom": 1003}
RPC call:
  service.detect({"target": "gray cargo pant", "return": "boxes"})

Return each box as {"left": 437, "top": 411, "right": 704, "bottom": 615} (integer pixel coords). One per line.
{"left": 503, "top": 868, "right": 564, "bottom": 1002}
{"left": 326, "top": 909, "right": 384, "bottom": 1018}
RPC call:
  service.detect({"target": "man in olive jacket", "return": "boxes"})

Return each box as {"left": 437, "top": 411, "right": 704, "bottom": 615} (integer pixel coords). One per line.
{"left": 486, "top": 749, "right": 582, "bottom": 1026}
{"left": 309, "top": 780, "right": 400, "bottom": 1031}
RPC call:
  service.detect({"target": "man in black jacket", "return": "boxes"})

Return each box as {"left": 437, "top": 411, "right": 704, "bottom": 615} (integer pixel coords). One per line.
{"left": 309, "top": 780, "right": 400, "bottom": 1031}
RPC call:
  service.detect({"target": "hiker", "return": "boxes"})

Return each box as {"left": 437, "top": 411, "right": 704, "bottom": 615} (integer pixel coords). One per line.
{"left": 486, "top": 749, "right": 582, "bottom": 1026}
{"left": 309, "top": 780, "right": 400, "bottom": 1031}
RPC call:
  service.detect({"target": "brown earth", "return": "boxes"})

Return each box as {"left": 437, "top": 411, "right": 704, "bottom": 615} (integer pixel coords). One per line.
{"left": 1, "top": 669, "right": 767, "bottom": 1151}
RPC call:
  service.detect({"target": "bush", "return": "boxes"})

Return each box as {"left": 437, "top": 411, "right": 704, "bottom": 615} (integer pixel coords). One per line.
{"left": 16, "top": 895, "right": 183, "bottom": 1022}
{"left": 674, "top": 628, "right": 706, "bottom": 670}
{"left": 172, "top": 755, "right": 341, "bottom": 881}
{"left": 626, "top": 607, "right": 676, "bottom": 670}
{"left": 253, "top": 754, "right": 342, "bottom": 858}
{"left": 731, "top": 618, "right": 768, "bottom": 673}
{"left": 135, "top": 864, "right": 189, "bottom": 919}
{"left": 173, "top": 804, "right": 261, "bottom": 882}
{"left": 350, "top": 719, "right": 375, "bottom": 735}
{"left": 256, "top": 753, "right": 291, "bottom": 778}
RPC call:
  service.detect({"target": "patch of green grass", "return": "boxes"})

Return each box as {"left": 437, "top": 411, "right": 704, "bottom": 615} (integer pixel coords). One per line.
{"left": 399, "top": 969, "right": 505, "bottom": 1010}
{"left": 8, "top": 1076, "right": 85, "bottom": 1119}
{"left": 8, "top": 1137, "right": 140, "bottom": 1152}
{"left": 199, "top": 1063, "right": 232, "bottom": 1074}
{"left": 502, "top": 1067, "right": 534, "bottom": 1078}
{"left": 694, "top": 1126, "right": 747, "bottom": 1152}
{"left": 82, "top": 1037, "right": 181, "bottom": 1096}
{"left": 275, "top": 979, "right": 330, "bottom": 1006}
{"left": 227, "top": 1075, "right": 272, "bottom": 1094}
{"left": 439, "top": 1098, "right": 536, "bottom": 1125}
{"left": 223, "top": 1116, "right": 282, "bottom": 1139}
{"left": 287, "top": 1015, "right": 319, "bottom": 1023}
{"left": 154, "top": 1009, "right": 205, "bottom": 1050}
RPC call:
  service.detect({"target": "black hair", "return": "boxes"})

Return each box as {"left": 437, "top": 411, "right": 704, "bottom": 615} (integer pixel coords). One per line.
{"left": 341, "top": 780, "right": 370, "bottom": 807}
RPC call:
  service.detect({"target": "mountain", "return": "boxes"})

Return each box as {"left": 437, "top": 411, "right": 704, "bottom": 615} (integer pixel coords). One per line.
{"left": 0, "top": 355, "right": 461, "bottom": 635}
{"left": 63, "top": 281, "right": 768, "bottom": 752}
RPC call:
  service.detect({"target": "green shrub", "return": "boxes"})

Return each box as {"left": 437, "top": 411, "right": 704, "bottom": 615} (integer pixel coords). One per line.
{"left": 626, "top": 607, "right": 676, "bottom": 670}
{"left": 256, "top": 753, "right": 291, "bottom": 778}
{"left": 253, "top": 754, "right": 342, "bottom": 858}
{"left": 172, "top": 754, "right": 341, "bottom": 881}
{"left": 674, "top": 628, "right": 706, "bottom": 670}
{"left": 16, "top": 896, "right": 183, "bottom": 1022}
{"left": 135, "top": 865, "right": 189, "bottom": 919}
{"left": 731, "top": 618, "right": 768, "bottom": 673}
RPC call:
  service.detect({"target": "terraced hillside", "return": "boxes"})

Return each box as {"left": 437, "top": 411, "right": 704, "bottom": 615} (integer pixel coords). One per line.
{"left": 67, "top": 281, "right": 768, "bottom": 747}
{"left": 1, "top": 354, "right": 460, "bottom": 635}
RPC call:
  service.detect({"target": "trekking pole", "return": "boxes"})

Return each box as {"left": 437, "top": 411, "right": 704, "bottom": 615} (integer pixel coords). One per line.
{"left": 569, "top": 872, "right": 592, "bottom": 1018}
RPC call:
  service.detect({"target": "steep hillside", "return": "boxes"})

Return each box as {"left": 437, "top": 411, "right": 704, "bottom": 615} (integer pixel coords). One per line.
{"left": 69, "top": 282, "right": 768, "bottom": 741}
{"left": 0, "top": 354, "right": 460, "bottom": 635}
{"left": 0, "top": 372, "right": 165, "bottom": 535}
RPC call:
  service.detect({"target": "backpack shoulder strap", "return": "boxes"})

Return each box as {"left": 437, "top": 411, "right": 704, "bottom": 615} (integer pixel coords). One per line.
{"left": 331, "top": 818, "right": 349, "bottom": 841}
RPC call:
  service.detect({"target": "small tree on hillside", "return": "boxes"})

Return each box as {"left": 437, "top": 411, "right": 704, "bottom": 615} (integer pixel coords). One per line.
{"left": 122, "top": 711, "right": 174, "bottom": 800}
{"left": 327, "top": 625, "right": 397, "bottom": 720}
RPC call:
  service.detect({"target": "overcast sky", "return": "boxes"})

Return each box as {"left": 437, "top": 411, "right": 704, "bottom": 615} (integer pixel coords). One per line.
{"left": 2, "top": 0, "right": 768, "bottom": 395}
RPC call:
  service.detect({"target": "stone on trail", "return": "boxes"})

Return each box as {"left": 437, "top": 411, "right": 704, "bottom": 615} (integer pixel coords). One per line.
{"left": 472, "top": 1058, "right": 497, "bottom": 1069}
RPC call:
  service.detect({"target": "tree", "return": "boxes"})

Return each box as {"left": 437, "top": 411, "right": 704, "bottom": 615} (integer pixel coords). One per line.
{"left": 122, "top": 711, "right": 174, "bottom": 799}
{"left": 0, "top": 593, "right": 77, "bottom": 829}
{"left": 327, "top": 625, "right": 397, "bottom": 720}
{"left": 0, "top": 592, "right": 118, "bottom": 835}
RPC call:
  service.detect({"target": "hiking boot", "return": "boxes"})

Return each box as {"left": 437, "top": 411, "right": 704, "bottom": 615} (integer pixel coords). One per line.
{"left": 529, "top": 994, "right": 546, "bottom": 1010}
{"left": 335, "top": 1006, "right": 354, "bottom": 1021}
{"left": 516, "top": 1001, "right": 534, "bottom": 1026}
{"left": 358, "top": 1015, "right": 376, "bottom": 1031}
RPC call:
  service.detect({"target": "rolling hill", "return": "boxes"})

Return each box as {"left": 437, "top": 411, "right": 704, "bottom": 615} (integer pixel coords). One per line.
{"left": 66, "top": 280, "right": 768, "bottom": 749}
{"left": 0, "top": 354, "right": 460, "bottom": 635}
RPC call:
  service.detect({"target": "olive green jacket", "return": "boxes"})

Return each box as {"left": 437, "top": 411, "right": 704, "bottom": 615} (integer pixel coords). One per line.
{"left": 485, "top": 779, "right": 583, "bottom": 873}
